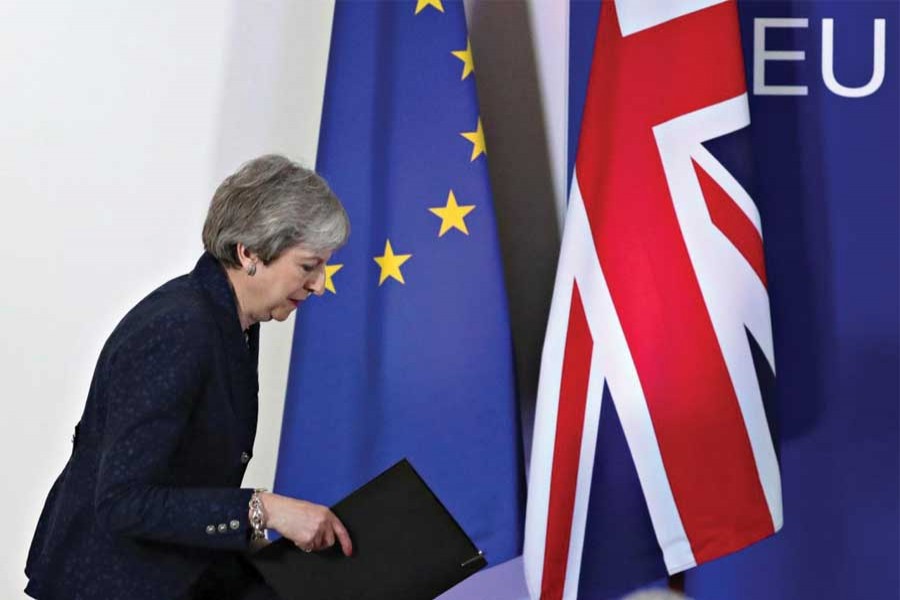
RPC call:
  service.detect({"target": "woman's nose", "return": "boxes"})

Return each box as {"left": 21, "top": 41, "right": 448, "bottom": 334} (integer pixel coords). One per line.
{"left": 306, "top": 269, "right": 326, "bottom": 296}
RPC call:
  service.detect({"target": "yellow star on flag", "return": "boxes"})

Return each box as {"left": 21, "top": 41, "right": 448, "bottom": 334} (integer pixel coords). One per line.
{"left": 460, "top": 117, "right": 486, "bottom": 161}
{"left": 373, "top": 239, "right": 412, "bottom": 285}
{"left": 323, "top": 263, "right": 343, "bottom": 294}
{"left": 429, "top": 190, "right": 476, "bottom": 237}
{"left": 414, "top": 0, "right": 444, "bottom": 15}
{"left": 451, "top": 38, "right": 474, "bottom": 80}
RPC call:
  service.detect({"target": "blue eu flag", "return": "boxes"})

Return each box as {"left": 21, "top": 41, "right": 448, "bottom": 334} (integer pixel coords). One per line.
{"left": 273, "top": 0, "right": 524, "bottom": 565}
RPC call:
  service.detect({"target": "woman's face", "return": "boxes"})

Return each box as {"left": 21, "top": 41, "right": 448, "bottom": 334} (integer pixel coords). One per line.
{"left": 247, "top": 244, "right": 333, "bottom": 324}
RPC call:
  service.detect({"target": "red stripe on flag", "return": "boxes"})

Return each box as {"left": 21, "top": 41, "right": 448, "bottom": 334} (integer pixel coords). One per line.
{"left": 541, "top": 283, "right": 594, "bottom": 600}
{"left": 576, "top": 1, "right": 774, "bottom": 564}
{"left": 694, "top": 160, "right": 768, "bottom": 288}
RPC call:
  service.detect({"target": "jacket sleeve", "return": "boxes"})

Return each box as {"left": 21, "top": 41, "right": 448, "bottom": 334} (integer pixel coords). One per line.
{"left": 93, "top": 309, "right": 254, "bottom": 551}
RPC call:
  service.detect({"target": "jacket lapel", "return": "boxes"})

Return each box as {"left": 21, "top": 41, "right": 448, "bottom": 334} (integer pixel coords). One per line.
{"left": 191, "top": 253, "right": 259, "bottom": 446}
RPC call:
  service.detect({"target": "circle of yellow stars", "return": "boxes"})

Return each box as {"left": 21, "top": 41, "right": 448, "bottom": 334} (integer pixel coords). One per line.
{"left": 327, "top": 0, "right": 487, "bottom": 292}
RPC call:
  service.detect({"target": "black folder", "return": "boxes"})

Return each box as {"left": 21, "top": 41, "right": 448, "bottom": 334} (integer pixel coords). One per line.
{"left": 248, "top": 459, "right": 488, "bottom": 600}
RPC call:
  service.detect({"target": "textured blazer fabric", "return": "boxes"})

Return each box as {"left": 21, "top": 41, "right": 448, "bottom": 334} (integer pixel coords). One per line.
{"left": 26, "top": 253, "right": 262, "bottom": 600}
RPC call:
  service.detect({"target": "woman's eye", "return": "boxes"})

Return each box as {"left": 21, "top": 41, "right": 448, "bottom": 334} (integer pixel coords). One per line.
{"left": 302, "top": 264, "right": 316, "bottom": 273}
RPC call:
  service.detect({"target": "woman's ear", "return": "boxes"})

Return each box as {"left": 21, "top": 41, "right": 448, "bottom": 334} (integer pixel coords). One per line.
{"left": 235, "top": 243, "right": 259, "bottom": 270}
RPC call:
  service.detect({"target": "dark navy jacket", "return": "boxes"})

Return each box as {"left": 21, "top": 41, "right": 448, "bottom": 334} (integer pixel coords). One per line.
{"left": 26, "top": 253, "right": 262, "bottom": 600}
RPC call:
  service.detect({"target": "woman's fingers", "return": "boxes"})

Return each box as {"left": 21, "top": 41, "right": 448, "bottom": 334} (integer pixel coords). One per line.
{"left": 332, "top": 516, "right": 353, "bottom": 557}
{"left": 263, "top": 494, "right": 353, "bottom": 555}
{"left": 323, "top": 529, "right": 336, "bottom": 549}
{"left": 314, "top": 529, "right": 328, "bottom": 549}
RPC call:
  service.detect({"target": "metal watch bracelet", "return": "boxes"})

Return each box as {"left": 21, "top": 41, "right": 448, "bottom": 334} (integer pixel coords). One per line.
{"left": 249, "top": 488, "right": 267, "bottom": 544}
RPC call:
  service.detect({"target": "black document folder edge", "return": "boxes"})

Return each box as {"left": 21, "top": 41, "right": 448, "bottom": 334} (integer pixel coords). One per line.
{"left": 384, "top": 459, "right": 485, "bottom": 568}
{"left": 248, "top": 458, "right": 488, "bottom": 600}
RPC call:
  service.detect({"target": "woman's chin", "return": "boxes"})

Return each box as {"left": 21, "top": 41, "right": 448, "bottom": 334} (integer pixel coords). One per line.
{"left": 270, "top": 307, "right": 296, "bottom": 322}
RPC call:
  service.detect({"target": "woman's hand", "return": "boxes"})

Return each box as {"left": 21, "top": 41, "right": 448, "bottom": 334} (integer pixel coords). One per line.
{"left": 257, "top": 492, "right": 353, "bottom": 556}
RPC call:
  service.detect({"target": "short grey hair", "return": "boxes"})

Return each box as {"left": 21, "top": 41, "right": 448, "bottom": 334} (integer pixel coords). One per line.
{"left": 202, "top": 154, "right": 350, "bottom": 268}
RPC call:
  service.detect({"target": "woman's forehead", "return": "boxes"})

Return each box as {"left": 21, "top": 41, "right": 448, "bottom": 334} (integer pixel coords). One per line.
{"left": 286, "top": 244, "right": 331, "bottom": 262}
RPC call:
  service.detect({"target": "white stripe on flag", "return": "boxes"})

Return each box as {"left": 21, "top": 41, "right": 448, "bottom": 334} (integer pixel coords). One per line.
{"left": 615, "top": 0, "right": 729, "bottom": 36}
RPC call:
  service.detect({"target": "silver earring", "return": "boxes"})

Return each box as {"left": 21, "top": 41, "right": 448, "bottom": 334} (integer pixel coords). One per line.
{"left": 247, "top": 262, "right": 257, "bottom": 277}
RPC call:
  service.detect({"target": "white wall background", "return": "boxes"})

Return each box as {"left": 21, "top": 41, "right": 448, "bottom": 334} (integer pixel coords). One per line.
{"left": 0, "top": 1, "right": 565, "bottom": 597}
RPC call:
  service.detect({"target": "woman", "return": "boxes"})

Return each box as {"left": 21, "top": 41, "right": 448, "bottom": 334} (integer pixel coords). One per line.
{"left": 25, "top": 155, "right": 352, "bottom": 600}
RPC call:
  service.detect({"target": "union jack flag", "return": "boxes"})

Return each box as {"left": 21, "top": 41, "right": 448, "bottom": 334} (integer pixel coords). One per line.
{"left": 524, "top": 1, "right": 782, "bottom": 598}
